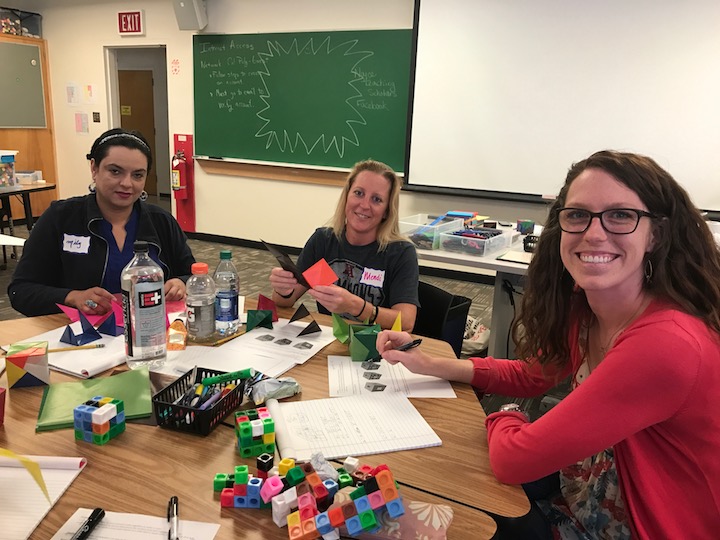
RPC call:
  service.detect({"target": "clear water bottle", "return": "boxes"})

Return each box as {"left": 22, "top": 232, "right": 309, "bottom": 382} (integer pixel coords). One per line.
{"left": 186, "top": 262, "right": 216, "bottom": 342}
{"left": 121, "top": 241, "right": 167, "bottom": 369}
{"left": 214, "top": 250, "right": 240, "bottom": 335}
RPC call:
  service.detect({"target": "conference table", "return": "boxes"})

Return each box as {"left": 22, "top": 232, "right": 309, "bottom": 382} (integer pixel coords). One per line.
{"left": 0, "top": 182, "right": 57, "bottom": 268}
{"left": 0, "top": 303, "right": 530, "bottom": 539}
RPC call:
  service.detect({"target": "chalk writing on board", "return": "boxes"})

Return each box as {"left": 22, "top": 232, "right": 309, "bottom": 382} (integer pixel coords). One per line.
{"left": 193, "top": 31, "right": 412, "bottom": 170}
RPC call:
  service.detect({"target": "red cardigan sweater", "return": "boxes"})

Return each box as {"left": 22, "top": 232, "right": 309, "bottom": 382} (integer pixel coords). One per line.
{"left": 476, "top": 300, "right": 720, "bottom": 539}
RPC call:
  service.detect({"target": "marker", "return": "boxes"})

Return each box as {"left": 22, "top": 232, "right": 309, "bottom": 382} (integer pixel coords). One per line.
{"left": 202, "top": 368, "right": 254, "bottom": 386}
{"left": 70, "top": 507, "right": 105, "bottom": 540}
{"left": 198, "top": 389, "right": 222, "bottom": 410}
{"left": 369, "top": 338, "right": 423, "bottom": 362}
{"left": 167, "top": 496, "right": 179, "bottom": 540}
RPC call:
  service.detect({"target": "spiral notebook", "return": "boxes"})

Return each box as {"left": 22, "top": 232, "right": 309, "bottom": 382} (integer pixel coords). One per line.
{"left": 266, "top": 393, "right": 441, "bottom": 461}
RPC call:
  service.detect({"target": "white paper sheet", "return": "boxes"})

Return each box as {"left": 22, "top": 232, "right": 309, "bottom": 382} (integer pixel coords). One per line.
{"left": 327, "top": 355, "right": 456, "bottom": 398}
{"left": 0, "top": 455, "right": 86, "bottom": 540}
{"left": 266, "top": 393, "right": 442, "bottom": 461}
{"left": 51, "top": 508, "right": 220, "bottom": 540}
{"left": 155, "top": 318, "right": 335, "bottom": 379}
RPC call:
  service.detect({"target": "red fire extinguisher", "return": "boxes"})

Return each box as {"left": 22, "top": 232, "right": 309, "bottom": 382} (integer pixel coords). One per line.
{"left": 171, "top": 150, "right": 188, "bottom": 200}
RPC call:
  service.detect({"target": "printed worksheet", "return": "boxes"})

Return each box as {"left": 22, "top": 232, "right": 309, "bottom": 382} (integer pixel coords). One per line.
{"left": 327, "top": 355, "right": 456, "bottom": 398}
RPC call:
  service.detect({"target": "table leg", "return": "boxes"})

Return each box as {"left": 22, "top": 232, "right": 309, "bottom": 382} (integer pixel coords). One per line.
{"left": 22, "top": 193, "right": 34, "bottom": 230}
{"left": 487, "top": 271, "right": 524, "bottom": 359}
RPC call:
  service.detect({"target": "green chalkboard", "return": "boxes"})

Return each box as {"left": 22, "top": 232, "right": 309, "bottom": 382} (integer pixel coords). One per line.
{"left": 193, "top": 30, "right": 412, "bottom": 172}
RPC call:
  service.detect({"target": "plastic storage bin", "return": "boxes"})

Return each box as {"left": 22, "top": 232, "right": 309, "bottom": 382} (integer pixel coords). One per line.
{"left": 439, "top": 227, "right": 513, "bottom": 257}
{"left": 152, "top": 366, "right": 246, "bottom": 436}
{"left": 400, "top": 214, "right": 463, "bottom": 250}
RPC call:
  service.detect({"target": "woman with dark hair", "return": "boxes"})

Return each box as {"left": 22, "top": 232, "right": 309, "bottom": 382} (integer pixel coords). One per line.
{"left": 376, "top": 150, "right": 720, "bottom": 538}
{"left": 9, "top": 128, "right": 195, "bottom": 317}
{"left": 269, "top": 159, "right": 418, "bottom": 331}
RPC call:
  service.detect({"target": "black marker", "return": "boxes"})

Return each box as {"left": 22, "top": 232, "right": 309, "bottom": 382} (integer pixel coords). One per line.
{"left": 70, "top": 507, "right": 105, "bottom": 540}
{"left": 168, "top": 495, "right": 179, "bottom": 540}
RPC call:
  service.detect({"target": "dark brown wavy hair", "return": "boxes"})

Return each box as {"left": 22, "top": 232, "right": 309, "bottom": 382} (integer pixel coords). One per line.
{"left": 514, "top": 150, "right": 720, "bottom": 368}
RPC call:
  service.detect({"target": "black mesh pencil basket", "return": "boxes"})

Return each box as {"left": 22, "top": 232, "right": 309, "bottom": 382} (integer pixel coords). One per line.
{"left": 152, "top": 367, "right": 246, "bottom": 436}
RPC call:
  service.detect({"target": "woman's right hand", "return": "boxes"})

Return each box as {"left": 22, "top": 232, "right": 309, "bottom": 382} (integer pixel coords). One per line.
{"left": 65, "top": 287, "right": 116, "bottom": 315}
{"left": 269, "top": 267, "right": 298, "bottom": 297}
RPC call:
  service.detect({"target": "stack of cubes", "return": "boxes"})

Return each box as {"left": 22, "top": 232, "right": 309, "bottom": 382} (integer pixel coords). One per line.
{"left": 73, "top": 396, "right": 126, "bottom": 445}
{"left": 213, "top": 455, "right": 405, "bottom": 540}
{"left": 235, "top": 406, "right": 276, "bottom": 458}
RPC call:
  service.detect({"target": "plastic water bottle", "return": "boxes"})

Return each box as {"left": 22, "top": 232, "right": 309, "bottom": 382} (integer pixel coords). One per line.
{"left": 121, "top": 241, "right": 167, "bottom": 369}
{"left": 186, "top": 262, "right": 216, "bottom": 342}
{"left": 214, "top": 250, "right": 240, "bottom": 335}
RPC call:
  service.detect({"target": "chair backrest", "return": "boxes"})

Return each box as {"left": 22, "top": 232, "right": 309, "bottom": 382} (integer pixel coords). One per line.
{"left": 414, "top": 281, "right": 472, "bottom": 358}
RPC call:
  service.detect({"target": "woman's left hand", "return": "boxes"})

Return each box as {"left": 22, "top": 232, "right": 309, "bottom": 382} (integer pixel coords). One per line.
{"left": 164, "top": 278, "right": 187, "bottom": 302}
{"left": 308, "top": 284, "right": 363, "bottom": 316}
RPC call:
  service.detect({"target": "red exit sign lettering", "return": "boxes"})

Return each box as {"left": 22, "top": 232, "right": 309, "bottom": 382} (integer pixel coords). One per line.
{"left": 118, "top": 10, "right": 145, "bottom": 36}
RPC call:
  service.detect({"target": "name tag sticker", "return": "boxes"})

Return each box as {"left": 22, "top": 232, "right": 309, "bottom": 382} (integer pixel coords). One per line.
{"left": 62, "top": 234, "right": 91, "bottom": 254}
{"left": 360, "top": 267, "right": 385, "bottom": 287}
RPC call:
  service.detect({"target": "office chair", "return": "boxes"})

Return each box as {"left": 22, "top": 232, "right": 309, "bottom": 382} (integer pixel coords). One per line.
{"left": 413, "top": 281, "right": 471, "bottom": 358}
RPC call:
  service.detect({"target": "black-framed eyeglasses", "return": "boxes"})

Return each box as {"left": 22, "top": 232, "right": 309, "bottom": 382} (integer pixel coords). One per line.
{"left": 557, "top": 207, "right": 658, "bottom": 234}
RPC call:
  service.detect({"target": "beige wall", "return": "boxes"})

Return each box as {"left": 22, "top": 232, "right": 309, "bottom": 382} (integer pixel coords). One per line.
{"left": 29, "top": 0, "right": 549, "bottom": 248}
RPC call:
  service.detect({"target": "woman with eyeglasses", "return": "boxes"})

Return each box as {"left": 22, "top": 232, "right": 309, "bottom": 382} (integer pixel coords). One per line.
{"left": 376, "top": 150, "right": 720, "bottom": 539}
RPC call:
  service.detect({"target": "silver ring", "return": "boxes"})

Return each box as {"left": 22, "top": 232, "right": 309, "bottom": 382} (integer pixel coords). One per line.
{"left": 85, "top": 299, "right": 98, "bottom": 309}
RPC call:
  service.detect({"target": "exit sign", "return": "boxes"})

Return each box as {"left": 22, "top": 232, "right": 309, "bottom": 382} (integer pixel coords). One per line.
{"left": 118, "top": 10, "right": 145, "bottom": 36}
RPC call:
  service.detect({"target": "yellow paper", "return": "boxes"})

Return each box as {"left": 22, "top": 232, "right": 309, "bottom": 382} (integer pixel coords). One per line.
{"left": 391, "top": 312, "right": 402, "bottom": 332}
{"left": 0, "top": 448, "right": 51, "bottom": 503}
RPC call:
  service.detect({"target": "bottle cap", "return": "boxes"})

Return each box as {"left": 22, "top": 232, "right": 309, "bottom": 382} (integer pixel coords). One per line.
{"left": 133, "top": 241, "right": 149, "bottom": 252}
{"left": 220, "top": 250, "right": 232, "bottom": 260}
{"left": 191, "top": 262, "right": 209, "bottom": 274}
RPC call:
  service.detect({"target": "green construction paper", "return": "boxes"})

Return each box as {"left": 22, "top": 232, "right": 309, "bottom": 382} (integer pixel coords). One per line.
{"left": 246, "top": 310, "right": 274, "bottom": 332}
{"left": 349, "top": 324, "right": 381, "bottom": 361}
{"left": 36, "top": 367, "right": 152, "bottom": 432}
{"left": 332, "top": 313, "right": 350, "bottom": 344}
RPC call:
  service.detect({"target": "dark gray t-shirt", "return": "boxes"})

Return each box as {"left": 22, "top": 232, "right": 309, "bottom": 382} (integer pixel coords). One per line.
{"left": 296, "top": 227, "right": 419, "bottom": 317}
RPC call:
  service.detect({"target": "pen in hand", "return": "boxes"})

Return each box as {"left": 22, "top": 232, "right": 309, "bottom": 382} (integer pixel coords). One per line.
{"left": 370, "top": 338, "right": 423, "bottom": 361}
{"left": 168, "top": 495, "right": 179, "bottom": 540}
{"left": 70, "top": 507, "right": 105, "bottom": 540}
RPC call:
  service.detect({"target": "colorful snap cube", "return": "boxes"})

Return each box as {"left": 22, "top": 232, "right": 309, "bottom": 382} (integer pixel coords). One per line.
{"left": 73, "top": 396, "right": 126, "bottom": 445}
{"left": 235, "top": 407, "right": 275, "bottom": 457}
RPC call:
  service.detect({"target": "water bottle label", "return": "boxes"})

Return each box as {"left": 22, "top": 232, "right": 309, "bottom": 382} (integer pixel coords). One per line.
{"left": 187, "top": 303, "right": 215, "bottom": 338}
{"left": 133, "top": 282, "right": 166, "bottom": 354}
{"left": 215, "top": 291, "right": 239, "bottom": 322}
{"left": 122, "top": 288, "right": 133, "bottom": 358}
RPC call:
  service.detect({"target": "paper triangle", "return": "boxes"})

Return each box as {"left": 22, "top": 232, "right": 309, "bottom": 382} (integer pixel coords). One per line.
{"left": 60, "top": 314, "right": 102, "bottom": 346}
{"left": 302, "top": 258, "right": 339, "bottom": 289}
{"left": 24, "top": 360, "right": 50, "bottom": 385}
{"left": 290, "top": 304, "right": 311, "bottom": 323}
{"left": 332, "top": 313, "right": 350, "bottom": 344}
{"left": 298, "top": 320, "right": 321, "bottom": 337}
{"left": 391, "top": 312, "right": 402, "bottom": 332}
{"left": 257, "top": 294, "right": 279, "bottom": 322}
{"left": 246, "top": 310, "right": 274, "bottom": 332}
{"left": 10, "top": 370, "right": 48, "bottom": 388}
{"left": 98, "top": 312, "right": 123, "bottom": 336}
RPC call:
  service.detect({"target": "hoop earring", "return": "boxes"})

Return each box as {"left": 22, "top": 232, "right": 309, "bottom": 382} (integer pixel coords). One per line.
{"left": 140, "top": 190, "right": 148, "bottom": 202}
{"left": 644, "top": 258, "right": 653, "bottom": 284}
{"left": 88, "top": 182, "right": 96, "bottom": 193}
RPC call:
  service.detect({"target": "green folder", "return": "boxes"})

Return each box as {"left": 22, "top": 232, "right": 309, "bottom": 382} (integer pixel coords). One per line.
{"left": 36, "top": 367, "right": 153, "bottom": 432}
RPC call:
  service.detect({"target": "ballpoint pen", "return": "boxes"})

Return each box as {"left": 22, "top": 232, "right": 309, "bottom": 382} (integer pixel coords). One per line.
{"left": 369, "top": 338, "right": 423, "bottom": 361}
{"left": 168, "top": 495, "right": 179, "bottom": 540}
{"left": 70, "top": 507, "right": 105, "bottom": 540}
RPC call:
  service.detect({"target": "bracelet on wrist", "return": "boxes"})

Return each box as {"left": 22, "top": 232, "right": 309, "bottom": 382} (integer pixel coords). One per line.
{"left": 353, "top": 299, "right": 367, "bottom": 318}
{"left": 274, "top": 289, "right": 294, "bottom": 299}
{"left": 369, "top": 304, "right": 379, "bottom": 324}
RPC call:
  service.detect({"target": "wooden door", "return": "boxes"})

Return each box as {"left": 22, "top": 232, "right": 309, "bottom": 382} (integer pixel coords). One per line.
{"left": 118, "top": 70, "right": 157, "bottom": 195}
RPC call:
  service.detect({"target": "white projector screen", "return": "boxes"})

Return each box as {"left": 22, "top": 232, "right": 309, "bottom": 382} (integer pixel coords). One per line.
{"left": 407, "top": 0, "right": 720, "bottom": 211}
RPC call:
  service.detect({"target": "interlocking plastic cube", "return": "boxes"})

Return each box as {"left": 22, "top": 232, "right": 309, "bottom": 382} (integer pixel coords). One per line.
{"left": 235, "top": 407, "right": 275, "bottom": 457}
{"left": 73, "top": 396, "right": 126, "bottom": 445}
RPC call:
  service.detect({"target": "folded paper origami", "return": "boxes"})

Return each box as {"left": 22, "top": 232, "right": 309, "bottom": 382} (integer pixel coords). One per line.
{"left": 332, "top": 313, "right": 351, "bottom": 344}
{"left": 348, "top": 324, "right": 381, "bottom": 362}
{"left": 289, "top": 304, "right": 321, "bottom": 337}
{"left": 6, "top": 341, "right": 50, "bottom": 388}
{"left": 246, "top": 310, "right": 274, "bottom": 332}
{"left": 302, "top": 258, "right": 338, "bottom": 289}
{"left": 60, "top": 312, "right": 102, "bottom": 346}
{"left": 257, "top": 294, "right": 279, "bottom": 322}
